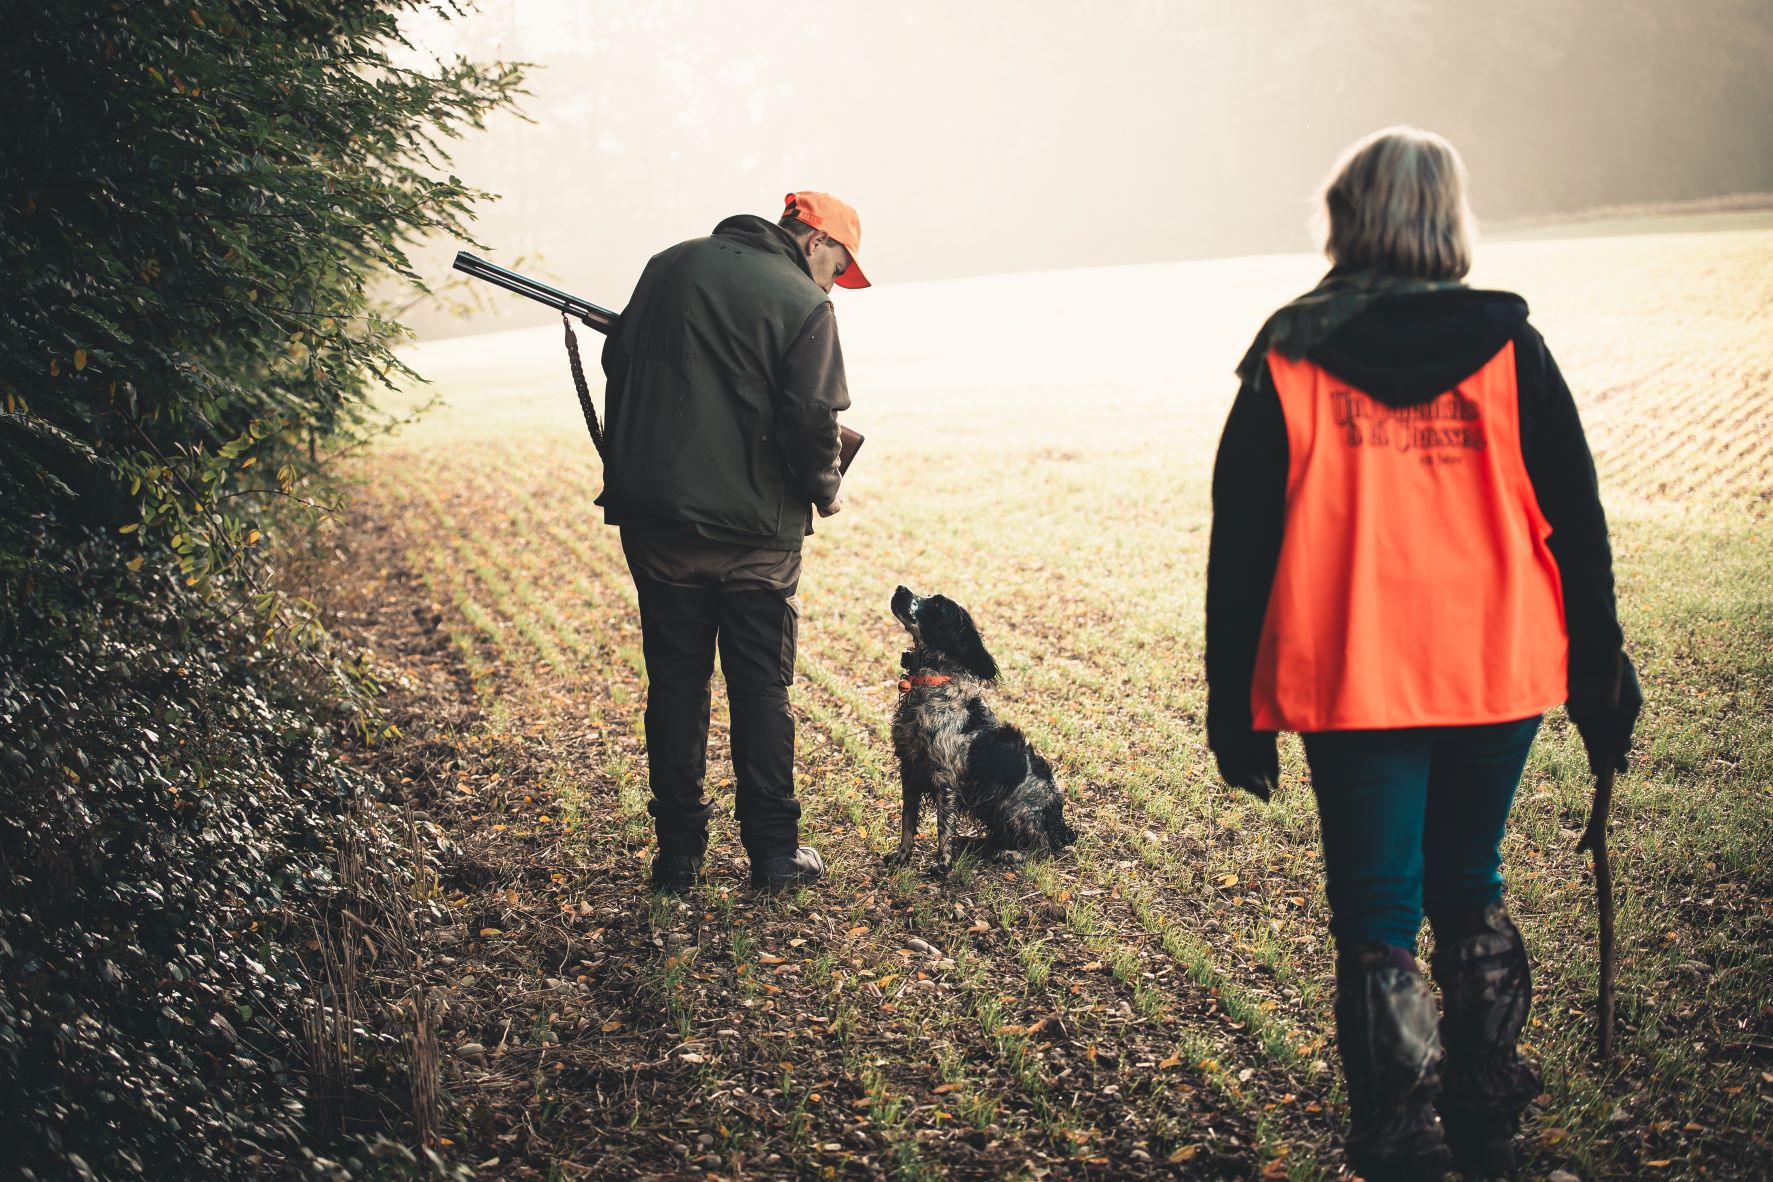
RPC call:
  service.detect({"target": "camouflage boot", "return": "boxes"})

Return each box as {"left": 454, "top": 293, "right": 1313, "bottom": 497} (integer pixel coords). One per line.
{"left": 1430, "top": 902, "right": 1539, "bottom": 1180}
{"left": 1335, "top": 943, "right": 1451, "bottom": 1182}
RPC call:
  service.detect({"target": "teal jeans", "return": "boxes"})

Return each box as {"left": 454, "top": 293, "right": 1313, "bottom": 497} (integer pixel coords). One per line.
{"left": 1302, "top": 716, "right": 1542, "bottom": 961}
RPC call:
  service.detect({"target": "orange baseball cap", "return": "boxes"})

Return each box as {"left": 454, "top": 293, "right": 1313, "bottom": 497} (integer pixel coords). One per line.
{"left": 784, "top": 191, "right": 870, "bottom": 289}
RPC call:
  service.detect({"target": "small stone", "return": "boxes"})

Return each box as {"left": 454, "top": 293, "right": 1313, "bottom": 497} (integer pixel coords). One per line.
{"left": 456, "top": 1042, "right": 486, "bottom": 1063}
{"left": 1130, "top": 1148, "right": 1152, "bottom": 1163}
{"left": 1549, "top": 1172, "right": 1581, "bottom": 1182}
{"left": 904, "top": 937, "right": 938, "bottom": 957}
{"left": 699, "top": 1155, "right": 722, "bottom": 1170}
{"left": 695, "top": 1134, "right": 714, "bottom": 1150}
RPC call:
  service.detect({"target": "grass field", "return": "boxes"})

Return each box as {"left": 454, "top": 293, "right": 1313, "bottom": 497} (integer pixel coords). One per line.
{"left": 341, "top": 219, "right": 1773, "bottom": 1179}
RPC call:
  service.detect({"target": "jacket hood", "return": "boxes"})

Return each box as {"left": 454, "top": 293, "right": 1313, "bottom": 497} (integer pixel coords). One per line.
{"left": 711, "top": 213, "right": 816, "bottom": 282}
{"left": 1309, "top": 288, "right": 1530, "bottom": 407}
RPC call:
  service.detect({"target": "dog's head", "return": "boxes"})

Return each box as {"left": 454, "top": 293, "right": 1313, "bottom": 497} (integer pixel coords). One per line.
{"left": 891, "top": 585, "right": 998, "bottom": 682}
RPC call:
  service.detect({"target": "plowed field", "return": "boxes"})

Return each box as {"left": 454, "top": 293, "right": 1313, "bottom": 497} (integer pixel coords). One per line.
{"left": 338, "top": 219, "right": 1772, "bottom": 1179}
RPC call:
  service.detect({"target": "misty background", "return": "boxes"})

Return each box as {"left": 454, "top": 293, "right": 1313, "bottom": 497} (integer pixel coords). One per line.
{"left": 402, "top": 0, "right": 1773, "bottom": 338}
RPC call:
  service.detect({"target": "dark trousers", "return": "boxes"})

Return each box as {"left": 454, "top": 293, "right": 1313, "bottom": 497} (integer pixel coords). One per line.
{"left": 1302, "top": 716, "right": 1542, "bottom": 960}
{"left": 630, "top": 571, "right": 802, "bottom": 860}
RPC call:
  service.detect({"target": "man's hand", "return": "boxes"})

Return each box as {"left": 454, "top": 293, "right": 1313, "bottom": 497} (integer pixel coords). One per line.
{"left": 816, "top": 493, "right": 844, "bottom": 518}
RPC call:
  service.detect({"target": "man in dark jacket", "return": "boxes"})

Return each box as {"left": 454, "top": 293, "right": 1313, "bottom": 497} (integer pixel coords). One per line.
{"left": 598, "top": 191, "right": 867, "bottom": 893}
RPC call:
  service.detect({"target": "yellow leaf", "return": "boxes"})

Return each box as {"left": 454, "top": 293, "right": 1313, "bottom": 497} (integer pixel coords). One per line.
{"left": 239, "top": 455, "right": 257, "bottom": 469}
{"left": 74, "top": 349, "right": 87, "bottom": 371}
{"left": 505, "top": 888, "right": 519, "bottom": 905}
{"left": 478, "top": 927, "right": 502, "bottom": 937}
{"left": 1168, "top": 1146, "right": 1198, "bottom": 1164}
{"left": 246, "top": 529, "right": 261, "bottom": 544}
{"left": 1081, "top": 961, "right": 1104, "bottom": 972}
{"left": 126, "top": 555, "right": 144, "bottom": 571}
{"left": 1158, "top": 1055, "right": 1181, "bottom": 1070}
{"left": 1218, "top": 873, "right": 1239, "bottom": 888}
{"left": 49, "top": 358, "right": 60, "bottom": 376}
{"left": 118, "top": 522, "right": 139, "bottom": 533}
{"left": 600, "top": 1020, "right": 621, "bottom": 1033}
{"left": 932, "top": 1082, "right": 957, "bottom": 1094}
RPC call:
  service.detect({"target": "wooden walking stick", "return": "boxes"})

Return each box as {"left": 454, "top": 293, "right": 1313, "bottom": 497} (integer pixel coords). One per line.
{"left": 1574, "top": 653, "right": 1627, "bottom": 1060}
{"left": 1575, "top": 763, "right": 1618, "bottom": 1058}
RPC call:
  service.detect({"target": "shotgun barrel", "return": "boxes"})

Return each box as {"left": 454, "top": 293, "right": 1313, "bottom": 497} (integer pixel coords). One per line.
{"left": 452, "top": 251, "right": 619, "bottom": 334}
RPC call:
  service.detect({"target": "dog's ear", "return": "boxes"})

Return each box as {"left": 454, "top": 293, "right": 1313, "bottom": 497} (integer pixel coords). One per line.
{"left": 950, "top": 605, "right": 999, "bottom": 682}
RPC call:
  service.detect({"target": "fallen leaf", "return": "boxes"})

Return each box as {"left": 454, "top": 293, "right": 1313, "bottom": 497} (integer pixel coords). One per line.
{"left": 1157, "top": 1055, "right": 1181, "bottom": 1070}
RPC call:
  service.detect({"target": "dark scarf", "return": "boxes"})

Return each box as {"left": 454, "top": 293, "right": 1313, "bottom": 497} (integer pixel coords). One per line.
{"left": 1235, "top": 268, "right": 1468, "bottom": 384}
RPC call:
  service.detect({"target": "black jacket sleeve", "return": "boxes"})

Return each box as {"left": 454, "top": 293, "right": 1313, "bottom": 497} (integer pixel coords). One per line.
{"left": 1514, "top": 325, "right": 1624, "bottom": 691}
{"left": 599, "top": 316, "right": 627, "bottom": 399}
{"left": 1204, "top": 359, "right": 1290, "bottom": 753}
{"left": 773, "top": 302, "right": 851, "bottom": 510}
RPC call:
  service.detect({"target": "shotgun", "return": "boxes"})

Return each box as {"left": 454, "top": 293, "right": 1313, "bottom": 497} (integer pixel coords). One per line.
{"left": 451, "top": 251, "right": 863, "bottom": 473}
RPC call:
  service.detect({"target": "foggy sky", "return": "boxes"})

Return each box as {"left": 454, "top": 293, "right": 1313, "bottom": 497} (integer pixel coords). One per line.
{"left": 403, "top": 0, "right": 1773, "bottom": 336}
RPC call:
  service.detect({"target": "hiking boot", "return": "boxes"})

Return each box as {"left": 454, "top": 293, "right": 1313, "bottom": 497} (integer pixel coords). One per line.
{"left": 1335, "top": 943, "right": 1451, "bottom": 1182}
{"left": 1430, "top": 902, "right": 1539, "bottom": 1180}
{"left": 649, "top": 852, "right": 703, "bottom": 894}
{"left": 749, "top": 845, "right": 824, "bottom": 891}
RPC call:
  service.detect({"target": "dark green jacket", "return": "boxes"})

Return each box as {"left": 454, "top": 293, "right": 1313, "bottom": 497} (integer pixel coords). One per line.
{"left": 597, "top": 214, "right": 850, "bottom": 551}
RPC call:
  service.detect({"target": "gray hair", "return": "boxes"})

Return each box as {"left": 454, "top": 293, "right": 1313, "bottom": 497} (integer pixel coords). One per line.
{"left": 1318, "top": 126, "right": 1475, "bottom": 280}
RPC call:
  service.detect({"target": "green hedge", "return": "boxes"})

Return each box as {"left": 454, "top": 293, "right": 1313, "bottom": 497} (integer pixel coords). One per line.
{"left": 0, "top": 3, "right": 520, "bottom": 1177}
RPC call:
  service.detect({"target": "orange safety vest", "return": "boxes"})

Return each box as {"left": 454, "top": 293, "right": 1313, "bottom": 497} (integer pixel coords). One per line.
{"left": 1251, "top": 342, "right": 1568, "bottom": 732}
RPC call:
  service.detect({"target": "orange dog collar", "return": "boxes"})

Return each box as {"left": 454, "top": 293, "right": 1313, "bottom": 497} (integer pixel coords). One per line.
{"left": 897, "top": 674, "right": 954, "bottom": 694}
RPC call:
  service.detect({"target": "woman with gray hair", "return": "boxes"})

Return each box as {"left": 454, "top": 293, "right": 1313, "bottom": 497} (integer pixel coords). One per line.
{"left": 1204, "top": 127, "right": 1642, "bottom": 1181}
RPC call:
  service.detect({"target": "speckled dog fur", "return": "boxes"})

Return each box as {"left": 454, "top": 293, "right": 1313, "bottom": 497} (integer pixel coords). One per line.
{"left": 886, "top": 585, "right": 1077, "bottom": 876}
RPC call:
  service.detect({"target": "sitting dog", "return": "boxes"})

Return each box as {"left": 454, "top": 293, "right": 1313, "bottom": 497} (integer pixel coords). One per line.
{"left": 886, "top": 585, "right": 1077, "bottom": 876}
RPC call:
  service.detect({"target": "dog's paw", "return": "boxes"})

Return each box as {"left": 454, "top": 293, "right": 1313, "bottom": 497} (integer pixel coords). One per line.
{"left": 882, "top": 848, "right": 914, "bottom": 870}
{"left": 927, "top": 858, "right": 954, "bottom": 881}
{"left": 990, "top": 848, "right": 1026, "bottom": 865}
